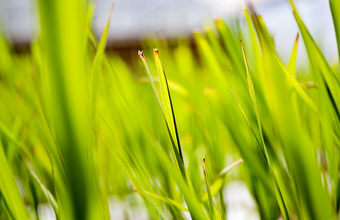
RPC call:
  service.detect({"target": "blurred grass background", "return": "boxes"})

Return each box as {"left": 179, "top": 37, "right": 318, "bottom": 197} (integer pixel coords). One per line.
{"left": 0, "top": 0, "right": 340, "bottom": 220}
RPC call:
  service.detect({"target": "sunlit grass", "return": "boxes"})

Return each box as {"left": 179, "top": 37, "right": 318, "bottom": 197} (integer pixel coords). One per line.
{"left": 0, "top": 0, "right": 340, "bottom": 219}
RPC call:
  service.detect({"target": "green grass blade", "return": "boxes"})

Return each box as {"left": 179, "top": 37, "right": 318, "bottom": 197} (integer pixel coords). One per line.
{"left": 240, "top": 39, "right": 290, "bottom": 220}
{"left": 288, "top": 33, "right": 299, "bottom": 77}
{"left": 138, "top": 50, "right": 188, "bottom": 183}
{"left": 271, "top": 49, "right": 319, "bottom": 116}
{"left": 200, "top": 159, "right": 243, "bottom": 203}
{"left": 290, "top": 1, "right": 340, "bottom": 113}
{"left": 153, "top": 48, "right": 184, "bottom": 162}
{"left": 26, "top": 161, "right": 59, "bottom": 214}
{"left": 0, "top": 141, "right": 28, "bottom": 220}
{"left": 90, "top": 2, "right": 114, "bottom": 119}
{"left": 134, "top": 189, "right": 189, "bottom": 212}
{"left": 202, "top": 158, "right": 222, "bottom": 220}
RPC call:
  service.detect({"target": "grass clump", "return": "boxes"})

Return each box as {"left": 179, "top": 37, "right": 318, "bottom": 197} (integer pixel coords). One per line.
{"left": 0, "top": 0, "right": 340, "bottom": 219}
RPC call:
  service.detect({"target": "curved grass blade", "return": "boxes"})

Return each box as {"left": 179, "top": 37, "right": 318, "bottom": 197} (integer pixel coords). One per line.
{"left": 134, "top": 189, "right": 189, "bottom": 212}
{"left": 202, "top": 158, "right": 222, "bottom": 220}
{"left": 138, "top": 76, "right": 189, "bottom": 97}
{"left": 26, "top": 161, "right": 59, "bottom": 214}
{"left": 290, "top": 0, "right": 340, "bottom": 114}
{"left": 200, "top": 159, "right": 243, "bottom": 203}
{"left": 271, "top": 48, "right": 319, "bottom": 116}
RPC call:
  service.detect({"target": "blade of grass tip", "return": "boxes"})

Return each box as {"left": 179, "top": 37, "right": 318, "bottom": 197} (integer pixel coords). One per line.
{"left": 290, "top": 0, "right": 340, "bottom": 113}
{"left": 138, "top": 51, "right": 163, "bottom": 109}
{"left": 134, "top": 189, "right": 189, "bottom": 212}
{"left": 240, "top": 39, "right": 290, "bottom": 220}
{"left": 153, "top": 49, "right": 196, "bottom": 190}
{"left": 90, "top": 1, "right": 114, "bottom": 116}
{"left": 139, "top": 50, "right": 189, "bottom": 185}
{"left": 202, "top": 158, "right": 222, "bottom": 220}
{"left": 200, "top": 159, "right": 243, "bottom": 203}
{"left": 0, "top": 141, "right": 28, "bottom": 220}
{"left": 153, "top": 48, "right": 184, "bottom": 162}
{"left": 271, "top": 47, "right": 320, "bottom": 117}
{"left": 288, "top": 33, "right": 299, "bottom": 77}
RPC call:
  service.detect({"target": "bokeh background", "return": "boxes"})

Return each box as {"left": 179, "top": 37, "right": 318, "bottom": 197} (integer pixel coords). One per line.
{"left": 0, "top": 0, "right": 337, "bottom": 63}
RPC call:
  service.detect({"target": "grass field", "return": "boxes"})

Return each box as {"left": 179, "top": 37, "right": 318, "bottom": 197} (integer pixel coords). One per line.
{"left": 0, "top": 0, "right": 340, "bottom": 219}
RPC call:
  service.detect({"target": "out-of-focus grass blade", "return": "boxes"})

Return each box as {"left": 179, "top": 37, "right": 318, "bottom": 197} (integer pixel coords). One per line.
{"left": 134, "top": 189, "right": 189, "bottom": 212}
{"left": 26, "top": 161, "right": 59, "bottom": 214}
{"left": 0, "top": 120, "right": 59, "bottom": 215}
{"left": 0, "top": 121, "right": 32, "bottom": 158}
{"left": 271, "top": 49, "right": 319, "bottom": 116}
{"left": 138, "top": 76, "right": 189, "bottom": 97}
{"left": 151, "top": 142, "right": 209, "bottom": 219}
{"left": 38, "top": 0, "right": 98, "bottom": 218}
{"left": 330, "top": 0, "right": 340, "bottom": 64}
{"left": 93, "top": 128, "right": 167, "bottom": 220}
{"left": 202, "top": 158, "right": 222, "bottom": 220}
{"left": 240, "top": 39, "right": 290, "bottom": 220}
{"left": 0, "top": 141, "right": 28, "bottom": 220}
{"left": 200, "top": 159, "right": 243, "bottom": 203}
{"left": 290, "top": 0, "right": 340, "bottom": 113}
{"left": 90, "top": 2, "right": 114, "bottom": 118}
{"left": 288, "top": 33, "right": 299, "bottom": 77}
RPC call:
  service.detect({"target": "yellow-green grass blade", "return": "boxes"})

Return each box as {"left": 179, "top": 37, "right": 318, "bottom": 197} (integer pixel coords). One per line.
{"left": 202, "top": 158, "right": 222, "bottom": 220}
{"left": 153, "top": 48, "right": 184, "bottom": 162}
{"left": 37, "top": 0, "right": 100, "bottom": 218}
{"left": 253, "top": 11, "right": 333, "bottom": 219}
{"left": 90, "top": 2, "right": 114, "bottom": 120}
{"left": 288, "top": 33, "right": 299, "bottom": 77}
{"left": 151, "top": 142, "right": 209, "bottom": 219}
{"left": 240, "top": 39, "right": 290, "bottom": 220}
{"left": 290, "top": 1, "right": 340, "bottom": 114}
{"left": 215, "top": 19, "right": 244, "bottom": 73}
{"left": 200, "top": 159, "right": 243, "bottom": 203}
{"left": 0, "top": 120, "right": 59, "bottom": 216}
{"left": 0, "top": 141, "right": 28, "bottom": 220}
{"left": 271, "top": 49, "right": 319, "bottom": 117}
{"left": 134, "top": 189, "right": 189, "bottom": 212}
{"left": 138, "top": 76, "right": 189, "bottom": 97}
{"left": 138, "top": 50, "right": 188, "bottom": 184}
{"left": 26, "top": 161, "right": 59, "bottom": 214}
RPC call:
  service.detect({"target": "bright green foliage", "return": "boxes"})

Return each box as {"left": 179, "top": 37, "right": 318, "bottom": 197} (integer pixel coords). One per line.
{"left": 1, "top": 0, "right": 340, "bottom": 219}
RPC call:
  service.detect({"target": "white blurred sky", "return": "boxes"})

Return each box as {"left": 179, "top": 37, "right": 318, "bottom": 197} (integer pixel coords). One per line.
{"left": 0, "top": 0, "right": 337, "bottom": 64}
